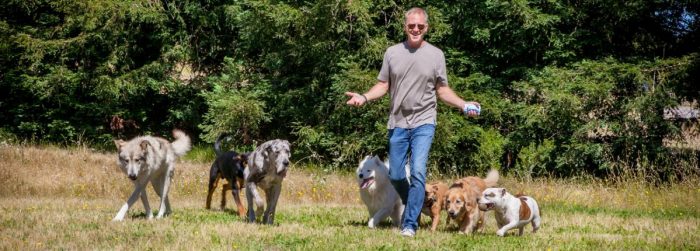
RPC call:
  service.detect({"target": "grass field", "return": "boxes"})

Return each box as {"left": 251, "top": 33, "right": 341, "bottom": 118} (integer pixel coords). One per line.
{"left": 1, "top": 144, "right": 699, "bottom": 250}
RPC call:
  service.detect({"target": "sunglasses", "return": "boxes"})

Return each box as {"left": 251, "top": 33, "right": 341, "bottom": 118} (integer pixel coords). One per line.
{"left": 406, "top": 24, "right": 426, "bottom": 31}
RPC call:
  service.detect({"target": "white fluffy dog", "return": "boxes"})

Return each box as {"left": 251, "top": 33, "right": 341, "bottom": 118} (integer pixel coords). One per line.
{"left": 113, "top": 129, "right": 191, "bottom": 221}
{"left": 356, "top": 155, "right": 407, "bottom": 228}
{"left": 477, "top": 188, "right": 541, "bottom": 236}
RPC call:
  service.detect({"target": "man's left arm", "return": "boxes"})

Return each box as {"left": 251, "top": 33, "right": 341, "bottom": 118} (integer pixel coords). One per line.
{"left": 436, "top": 83, "right": 480, "bottom": 117}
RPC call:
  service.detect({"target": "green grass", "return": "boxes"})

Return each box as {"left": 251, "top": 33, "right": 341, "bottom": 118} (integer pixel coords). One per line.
{"left": 183, "top": 144, "right": 217, "bottom": 163}
{"left": 547, "top": 202, "right": 700, "bottom": 219}
{"left": 1, "top": 145, "right": 699, "bottom": 250}
{"left": 2, "top": 197, "right": 699, "bottom": 250}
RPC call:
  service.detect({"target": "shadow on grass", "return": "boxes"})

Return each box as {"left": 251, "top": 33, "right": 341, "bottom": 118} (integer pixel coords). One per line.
{"left": 345, "top": 219, "right": 400, "bottom": 229}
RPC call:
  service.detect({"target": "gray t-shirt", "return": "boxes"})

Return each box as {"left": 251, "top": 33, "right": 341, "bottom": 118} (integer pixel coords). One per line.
{"left": 378, "top": 41, "right": 448, "bottom": 129}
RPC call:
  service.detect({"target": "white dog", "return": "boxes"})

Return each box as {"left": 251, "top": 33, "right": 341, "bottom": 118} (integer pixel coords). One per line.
{"left": 477, "top": 188, "right": 541, "bottom": 236}
{"left": 244, "top": 139, "right": 291, "bottom": 224}
{"left": 113, "top": 129, "right": 191, "bottom": 221}
{"left": 356, "top": 155, "right": 408, "bottom": 228}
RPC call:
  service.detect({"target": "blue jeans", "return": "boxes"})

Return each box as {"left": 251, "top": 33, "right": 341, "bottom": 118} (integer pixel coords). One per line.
{"left": 388, "top": 124, "right": 435, "bottom": 231}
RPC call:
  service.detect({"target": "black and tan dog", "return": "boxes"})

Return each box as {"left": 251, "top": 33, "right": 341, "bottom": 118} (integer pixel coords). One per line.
{"left": 206, "top": 134, "right": 249, "bottom": 218}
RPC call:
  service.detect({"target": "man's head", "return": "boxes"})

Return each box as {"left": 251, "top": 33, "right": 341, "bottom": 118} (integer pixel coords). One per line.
{"left": 404, "top": 7, "right": 428, "bottom": 48}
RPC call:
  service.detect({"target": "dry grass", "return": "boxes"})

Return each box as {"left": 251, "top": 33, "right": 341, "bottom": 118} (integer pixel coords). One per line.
{"left": 1, "top": 144, "right": 699, "bottom": 250}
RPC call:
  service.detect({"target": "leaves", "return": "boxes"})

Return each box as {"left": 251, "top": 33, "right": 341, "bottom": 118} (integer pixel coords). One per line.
{"left": 1, "top": 0, "right": 698, "bottom": 178}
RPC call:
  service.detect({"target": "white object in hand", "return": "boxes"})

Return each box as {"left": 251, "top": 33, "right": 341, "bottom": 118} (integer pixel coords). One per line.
{"left": 463, "top": 103, "right": 480, "bottom": 115}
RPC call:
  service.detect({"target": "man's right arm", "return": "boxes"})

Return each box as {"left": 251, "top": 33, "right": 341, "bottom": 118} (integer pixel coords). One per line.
{"left": 345, "top": 81, "right": 389, "bottom": 107}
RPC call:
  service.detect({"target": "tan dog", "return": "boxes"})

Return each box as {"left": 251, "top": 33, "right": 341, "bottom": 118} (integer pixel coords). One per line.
{"left": 445, "top": 169, "right": 499, "bottom": 234}
{"left": 421, "top": 182, "right": 449, "bottom": 231}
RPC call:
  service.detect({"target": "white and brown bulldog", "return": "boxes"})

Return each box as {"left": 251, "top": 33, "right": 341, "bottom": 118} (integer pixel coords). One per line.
{"left": 477, "top": 188, "right": 541, "bottom": 237}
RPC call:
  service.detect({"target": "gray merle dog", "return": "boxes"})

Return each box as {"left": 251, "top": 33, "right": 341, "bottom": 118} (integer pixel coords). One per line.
{"left": 243, "top": 139, "right": 291, "bottom": 224}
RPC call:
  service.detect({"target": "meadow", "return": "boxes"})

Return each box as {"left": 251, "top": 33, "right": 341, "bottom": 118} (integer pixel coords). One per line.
{"left": 1, "top": 144, "right": 699, "bottom": 250}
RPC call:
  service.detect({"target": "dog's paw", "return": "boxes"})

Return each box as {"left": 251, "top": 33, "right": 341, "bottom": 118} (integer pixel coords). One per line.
{"left": 368, "top": 219, "right": 376, "bottom": 228}
{"left": 496, "top": 230, "right": 506, "bottom": 237}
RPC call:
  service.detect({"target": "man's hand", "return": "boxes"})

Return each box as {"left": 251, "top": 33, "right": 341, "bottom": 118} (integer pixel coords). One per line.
{"left": 463, "top": 102, "right": 481, "bottom": 117}
{"left": 345, "top": 92, "right": 368, "bottom": 107}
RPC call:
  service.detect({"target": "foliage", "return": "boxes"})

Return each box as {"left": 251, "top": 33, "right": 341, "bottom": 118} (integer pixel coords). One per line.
{"left": 515, "top": 139, "right": 554, "bottom": 180}
{"left": 199, "top": 58, "right": 270, "bottom": 145}
{"left": 1, "top": 0, "right": 698, "bottom": 177}
{"left": 0, "top": 0, "right": 204, "bottom": 146}
{"left": 512, "top": 57, "right": 694, "bottom": 178}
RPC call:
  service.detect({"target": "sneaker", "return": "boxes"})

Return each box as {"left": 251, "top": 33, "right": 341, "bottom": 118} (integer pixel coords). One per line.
{"left": 400, "top": 228, "right": 415, "bottom": 237}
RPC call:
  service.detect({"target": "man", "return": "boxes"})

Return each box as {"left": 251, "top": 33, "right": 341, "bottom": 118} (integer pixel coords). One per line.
{"left": 345, "top": 7, "right": 480, "bottom": 237}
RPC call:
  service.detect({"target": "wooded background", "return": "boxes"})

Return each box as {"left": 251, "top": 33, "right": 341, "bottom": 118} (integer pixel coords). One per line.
{"left": 1, "top": 0, "right": 698, "bottom": 178}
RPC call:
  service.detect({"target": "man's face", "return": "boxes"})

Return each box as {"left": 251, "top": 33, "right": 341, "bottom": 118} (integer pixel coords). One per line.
{"left": 404, "top": 13, "right": 428, "bottom": 46}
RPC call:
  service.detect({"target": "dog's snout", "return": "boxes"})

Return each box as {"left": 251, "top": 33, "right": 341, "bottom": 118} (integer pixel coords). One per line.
{"left": 283, "top": 160, "right": 289, "bottom": 166}
{"left": 359, "top": 173, "right": 364, "bottom": 179}
{"left": 128, "top": 174, "right": 137, "bottom": 180}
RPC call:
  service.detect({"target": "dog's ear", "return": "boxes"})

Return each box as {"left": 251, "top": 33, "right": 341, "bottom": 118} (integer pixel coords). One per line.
{"left": 263, "top": 143, "right": 274, "bottom": 156}
{"left": 372, "top": 156, "right": 382, "bottom": 165}
{"left": 140, "top": 140, "right": 150, "bottom": 152}
{"left": 240, "top": 152, "right": 250, "bottom": 166}
{"left": 252, "top": 150, "right": 265, "bottom": 169}
{"left": 451, "top": 180, "right": 464, "bottom": 189}
{"left": 114, "top": 140, "right": 126, "bottom": 150}
{"left": 459, "top": 193, "right": 468, "bottom": 203}
{"left": 430, "top": 184, "right": 438, "bottom": 192}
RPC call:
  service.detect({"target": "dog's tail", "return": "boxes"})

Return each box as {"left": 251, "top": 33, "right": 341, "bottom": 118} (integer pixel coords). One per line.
{"left": 214, "top": 133, "right": 228, "bottom": 157}
{"left": 483, "top": 169, "right": 499, "bottom": 187}
{"left": 171, "top": 129, "right": 192, "bottom": 157}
